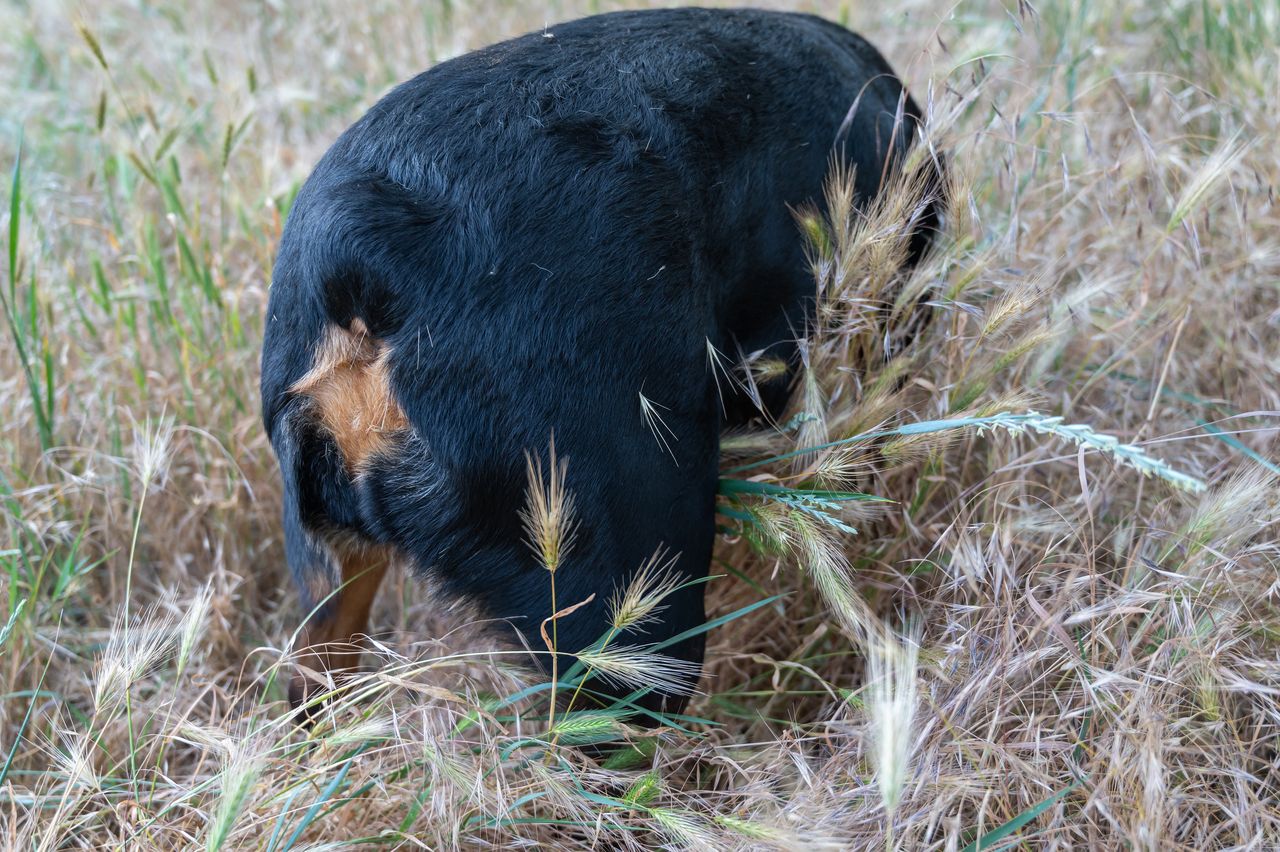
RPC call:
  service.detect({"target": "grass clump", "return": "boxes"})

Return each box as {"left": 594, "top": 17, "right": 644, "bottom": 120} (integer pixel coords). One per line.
{"left": 2, "top": 0, "right": 1279, "bottom": 848}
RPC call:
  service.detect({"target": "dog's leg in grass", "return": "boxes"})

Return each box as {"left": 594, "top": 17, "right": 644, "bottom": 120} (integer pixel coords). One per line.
{"left": 289, "top": 541, "right": 392, "bottom": 722}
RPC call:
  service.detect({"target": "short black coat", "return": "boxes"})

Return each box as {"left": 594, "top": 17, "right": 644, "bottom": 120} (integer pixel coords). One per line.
{"left": 261, "top": 7, "right": 937, "bottom": 713}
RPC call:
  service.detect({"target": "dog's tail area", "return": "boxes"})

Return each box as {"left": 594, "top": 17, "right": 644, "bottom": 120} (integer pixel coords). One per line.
{"left": 261, "top": 168, "right": 470, "bottom": 712}
{"left": 261, "top": 165, "right": 469, "bottom": 555}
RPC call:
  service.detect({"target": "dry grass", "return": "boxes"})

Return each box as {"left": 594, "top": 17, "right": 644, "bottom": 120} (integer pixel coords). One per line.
{"left": 2, "top": 0, "right": 1278, "bottom": 848}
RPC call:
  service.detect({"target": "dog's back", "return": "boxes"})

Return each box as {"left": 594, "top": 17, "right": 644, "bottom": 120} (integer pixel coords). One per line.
{"left": 261, "top": 8, "right": 940, "bottom": 715}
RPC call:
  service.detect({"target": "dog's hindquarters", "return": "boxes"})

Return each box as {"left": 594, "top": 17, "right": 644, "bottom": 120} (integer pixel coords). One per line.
{"left": 260, "top": 8, "right": 945, "bottom": 725}
{"left": 261, "top": 176, "right": 430, "bottom": 715}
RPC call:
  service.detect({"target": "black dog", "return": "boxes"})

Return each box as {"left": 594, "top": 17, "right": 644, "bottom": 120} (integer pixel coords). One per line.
{"left": 261, "top": 8, "right": 941, "bottom": 719}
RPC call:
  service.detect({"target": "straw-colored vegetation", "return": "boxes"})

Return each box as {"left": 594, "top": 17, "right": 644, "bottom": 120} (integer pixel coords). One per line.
{"left": 2, "top": 0, "right": 1277, "bottom": 848}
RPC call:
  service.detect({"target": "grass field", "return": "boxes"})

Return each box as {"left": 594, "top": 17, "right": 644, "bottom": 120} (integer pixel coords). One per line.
{"left": 2, "top": 0, "right": 1278, "bottom": 848}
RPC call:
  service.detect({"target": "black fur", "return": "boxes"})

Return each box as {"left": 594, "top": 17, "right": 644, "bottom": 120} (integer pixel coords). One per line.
{"left": 262, "top": 8, "right": 941, "bottom": 715}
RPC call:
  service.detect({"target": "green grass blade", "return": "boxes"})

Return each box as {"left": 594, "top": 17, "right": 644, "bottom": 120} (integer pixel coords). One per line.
{"left": 7, "top": 131, "right": 18, "bottom": 295}
{"left": 279, "top": 746, "right": 366, "bottom": 851}
{"left": 718, "top": 477, "right": 890, "bottom": 502}
{"left": 2, "top": 134, "right": 53, "bottom": 450}
{"left": 651, "top": 594, "right": 786, "bottom": 654}
{"left": 1198, "top": 421, "right": 1280, "bottom": 475}
{"left": 264, "top": 780, "right": 312, "bottom": 852}
{"left": 0, "top": 641, "right": 50, "bottom": 788}
{"left": 960, "top": 779, "right": 1083, "bottom": 852}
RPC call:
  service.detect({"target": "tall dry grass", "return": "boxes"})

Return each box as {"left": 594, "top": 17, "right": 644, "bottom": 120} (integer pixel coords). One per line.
{"left": 2, "top": 0, "right": 1278, "bottom": 848}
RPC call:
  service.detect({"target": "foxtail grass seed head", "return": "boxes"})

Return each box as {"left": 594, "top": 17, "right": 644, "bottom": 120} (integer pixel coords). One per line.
{"left": 322, "top": 714, "right": 394, "bottom": 748}
{"left": 793, "top": 513, "right": 870, "bottom": 636}
{"left": 745, "top": 501, "right": 797, "bottom": 552}
{"left": 132, "top": 414, "right": 175, "bottom": 491}
{"left": 812, "top": 445, "right": 878, "bottom": 488}
{"left": 713, "top": 813, "right": 785, "bottom": 841}
{"left": 547, "top": 711, "right": 623, "bottom": 746}
{"left": 175, "top": 580, "right": 213, "bottom": 677}
{"left": 796, "top": 206, "right": 834, "bottom": 261}
{"left": 524, "top": 758, "right": 585, "bottom": 813}
{"left": 52, "top": 732, "right": 99, "bottom": 793}
{"left": 796, "top": 362, "right": 830, "bottom": 456}
{"left": 521, "top": 437, "right": 577, "bottom": 573}
{"left": 609, "top": 549, "right": 683, "bottom": 632}
{"left": 1137, "top": 702, "right": 1167, "bottom": 850}
{"left": 176, "top": 724, "right": 234, "bottom": 756}
{"left": 649, "top": 807, "right": 718, "bottom": 848}
{"left": 866, "top": 625, "right": 920, "bottom": 817}
{"left": 1167, "top": 133, "right": 1248, "bottom": 232}
{"left": 748, "top": 357, "right": 791, "bottom": 385}
{"left": 421, "top": 741, "right": 474, "bottom": 792}
{"left": 623, "top": 770, "right": 662, "bottom": 807}
{"left": 206, "top": 743, "right": 265, "bottom": 852}
{"left": 93, "top": 605, "right": 177, "bottom": 714}
{"left": 1176, "top": 468, "right": 1276, "bottom": 558}
{"left": 979, "top": 281, "right": 1041, "bottom": 338}
{"left": 718, "top": 429, "right": 785, "bottom": 456}
{"left": 574, "top": 645, "right": 701, "bottom": 695}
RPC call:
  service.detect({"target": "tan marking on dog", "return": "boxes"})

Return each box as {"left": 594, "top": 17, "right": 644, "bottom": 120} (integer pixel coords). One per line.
{"left": 290, "top": 319, "right": 409, "bottom": 473}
